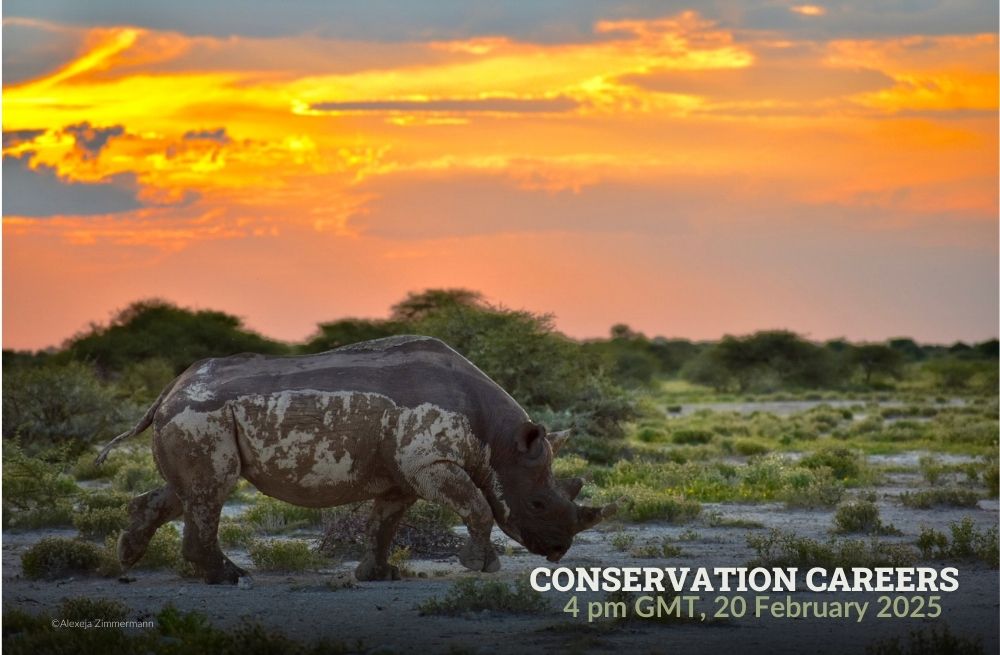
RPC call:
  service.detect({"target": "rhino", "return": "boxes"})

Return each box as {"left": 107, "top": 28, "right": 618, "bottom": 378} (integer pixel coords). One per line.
{"left": 96, "top": 335, "right": 618, "bottom": 584}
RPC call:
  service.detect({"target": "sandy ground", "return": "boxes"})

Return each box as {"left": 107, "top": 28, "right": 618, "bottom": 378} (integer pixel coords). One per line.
{"left": 4, "top": 491, "right": 997, "bottom": 654}
{"left": 3, "top": 398, "right": 998, "bottom": 654}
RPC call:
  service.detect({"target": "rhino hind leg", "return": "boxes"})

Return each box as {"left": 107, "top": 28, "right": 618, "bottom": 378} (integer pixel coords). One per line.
{"left": 406, "top": 462, "right": 500, "bottom": 573}
{"left": 117, "top": 485, "right": 183, "bottom": 570}
{"left": 154, "top": 417, "right": 246, "bottom": 584}
{"left": 355, "top": 494, "right": 416, "bottom": 581}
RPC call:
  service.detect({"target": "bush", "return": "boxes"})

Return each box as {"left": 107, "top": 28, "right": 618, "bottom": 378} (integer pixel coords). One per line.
{"left": 111, "top": 461, "right": 162, "bottom": 494}
{"left": 248, "top": 539, "right": 324, "bottom": 571}
{"left": 916, "top": 518, "right": 998, "bottom": 568}
{"left": 2, "top": 362, "right": 138, "bottom": 453}
{"left": 58, "top": 597, "right": 130, "bottom": 622}
{"left": 731, "top": 438, "right": 770, "bottom": 456}
{"left": 64, "top": 299, "right": 289, "bottom": 375}
{"left": 243, "top": 497, "right": 325, "bottom": 533}
{"left": 899, "top": 488, "right": 980, "bottom": 509}
{"left": 747, "top": 529, "right": 917, "bottom": 568}
{"left": 671, "top": 428, "right": 713, "bottom": 445}
{"left": 833, "top": 500, "right": 899, "bottom": 535}
{"left": 2, "top": 442, "right": 77, "bottom": 529}
{"left": 800, "top": 447, "right": 863, "bottom": 481}
{"left": 74, "top": 506, "right": 128, "bottom": 540}
{"left": 595, "top": 486, "right": 701, "bottom": 523}
{"left": 21, "top": 537, "right": 115, "bottom": 579}
{"left": 219, "top": 518, "right": 255, "bottom": 548}
{"left": 417, "top": 578, "right": 548, "bottom": 615}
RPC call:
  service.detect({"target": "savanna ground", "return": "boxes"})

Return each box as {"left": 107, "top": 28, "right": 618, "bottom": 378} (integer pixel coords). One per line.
{"left": 3, "top": 293, "right": 998, "bottom": 654}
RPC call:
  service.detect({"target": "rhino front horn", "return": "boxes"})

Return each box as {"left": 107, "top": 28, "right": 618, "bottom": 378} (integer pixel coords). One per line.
{"left": 547, "top": 429, "right": 571, "bottom": 455}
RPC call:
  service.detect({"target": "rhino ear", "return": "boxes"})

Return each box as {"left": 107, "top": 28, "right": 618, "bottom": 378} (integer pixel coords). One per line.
{"left": 547, "top": 429, "right": 571, "bottom": 455}
{"left": 515, "top": 422, "right": 545, "bottom": 457}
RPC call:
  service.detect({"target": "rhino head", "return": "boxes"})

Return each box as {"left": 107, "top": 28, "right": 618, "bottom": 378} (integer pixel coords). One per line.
{"left": 491, "top": 423, "right": 617, "bottom": 562}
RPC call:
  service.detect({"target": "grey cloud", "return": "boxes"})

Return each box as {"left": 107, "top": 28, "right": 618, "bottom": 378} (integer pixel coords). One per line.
{"left": 2, "top": 151, "right": 144, "bottom": 216}
{"left": 3, "top": 129, "right": 46, "bottom": 148}
{"left": 183, "top": 127, "right": 231, "bottom": 143}
{"left": 3, "top": 1, "right": 993, "bottom": 43}
{"left": 309, "top": 97, "right": 579, "bottom": 114}
{"left": 63, "top": 122, "right": 125, "bottom": 160}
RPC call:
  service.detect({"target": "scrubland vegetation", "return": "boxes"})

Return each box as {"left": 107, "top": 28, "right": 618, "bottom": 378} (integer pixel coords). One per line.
{"left": 2, "top": 289, "right": 997, "bottom": 652}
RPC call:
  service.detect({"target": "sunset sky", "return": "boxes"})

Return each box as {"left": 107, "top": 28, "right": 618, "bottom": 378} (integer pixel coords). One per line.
{"left": 3, "top": 1, "right": 997, "bottom": 350}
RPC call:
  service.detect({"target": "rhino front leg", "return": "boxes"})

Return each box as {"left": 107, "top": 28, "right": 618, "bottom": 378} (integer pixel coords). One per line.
{"left": 407, "top": 462, "right": 499, "bottom": 573}
{"left": 355, "top": 494, "right": 416, "bottom": 581}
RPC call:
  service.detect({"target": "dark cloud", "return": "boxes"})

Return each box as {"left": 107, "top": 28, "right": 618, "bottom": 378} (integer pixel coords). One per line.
{"left": 309, "top": 97, "right": 578, "bottom": 114}
{"left": 2, "top": 151, "right": 144, "bottom": 216}
{"left": 63, "top": 122, "right": 125, "bottom": 160}
{"left": 183, "top": 127, "right": 231, "bottom": 143}
{"left": 2, "top": 129, "right": 46, "bottom": 148}
{"left": 3, "top": 1, "right": 994, "bottom": 43}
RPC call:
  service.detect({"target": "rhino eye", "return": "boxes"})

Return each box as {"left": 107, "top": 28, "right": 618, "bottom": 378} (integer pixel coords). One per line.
{"left": 530, "top": 500, "right": 546, "bottom": 511}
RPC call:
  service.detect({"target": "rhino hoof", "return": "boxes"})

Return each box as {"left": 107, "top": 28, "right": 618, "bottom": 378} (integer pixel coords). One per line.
{"left": 355, "top": 557, "right": 400, "bottom": 581}
{"left": 459, "top": 541, "right": 500, "bottom": 573}
{"left": 204, "top": 560, "right": 247, "bottom": 585}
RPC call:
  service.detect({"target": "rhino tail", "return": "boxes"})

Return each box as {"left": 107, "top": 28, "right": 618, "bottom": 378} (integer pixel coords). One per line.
{"left": 94, "top": 376, "right": 178, "bottom": 465}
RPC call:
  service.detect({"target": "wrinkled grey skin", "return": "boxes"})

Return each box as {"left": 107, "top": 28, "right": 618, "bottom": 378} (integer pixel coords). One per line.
{"left": 97, "top": 335, "right": 615, "bottom": 584}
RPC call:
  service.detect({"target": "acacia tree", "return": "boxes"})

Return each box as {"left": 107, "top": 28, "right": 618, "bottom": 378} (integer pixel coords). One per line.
{"left": 850, "top": 344, "right": 904, "bottom": 385}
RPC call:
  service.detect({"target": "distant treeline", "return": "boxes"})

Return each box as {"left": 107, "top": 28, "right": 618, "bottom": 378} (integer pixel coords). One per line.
{"left": 2, "top": 289, "right": 996, "bottom": 452}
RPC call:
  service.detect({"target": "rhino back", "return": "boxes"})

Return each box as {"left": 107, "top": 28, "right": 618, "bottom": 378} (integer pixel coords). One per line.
{"left": 166, "top": 335, "right": 528, "bottom": 434}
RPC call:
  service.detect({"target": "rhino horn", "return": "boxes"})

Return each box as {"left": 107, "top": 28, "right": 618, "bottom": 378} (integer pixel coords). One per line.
{"left": 547, "top": 429, "right": 571, "bottom": 455}
{"left": 557, "top": 476, "right": 584, "bottom": 501}
{"left": 574, "top": 498, "right": 622, "bottom": 533}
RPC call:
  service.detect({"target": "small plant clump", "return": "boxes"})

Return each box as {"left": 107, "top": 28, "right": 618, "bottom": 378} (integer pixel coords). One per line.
{"left": 74, "top": 506, "right": 128, "bottom": 540}
{"left": 610, "top": 532, "right": 636, "bottom": 552}
{"left": 418, "top": 578, "right": 548, "bottom": 616}
{"left": 243, "top": 497, "right": 325, "bottom": 533}
{"left": 20, "top": 537, "right": 117, "bottom": 580}
{"left": 833, "top": 499, "right": 900, "bottom": 535}
{"left": 898, "top": 488, "right": 980, "bottom": 509}
{"left": 2, "top": 603, "right": 360, "bottom": 655}
{"left": 248, "top": 539, "right": 325, "bottom": 572}
{"left": 747, "top": 529, "right": 917, "bottom": 569}
{"left": 916, "top": 517, "right": 998, "bottom": 568}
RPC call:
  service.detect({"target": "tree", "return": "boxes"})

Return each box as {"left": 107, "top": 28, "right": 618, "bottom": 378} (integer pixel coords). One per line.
{"left": 302, "top": 318, "right": 407, "bottom": 353}
{"left": 389, "top": 288, "right": 485, "bottom": 322}
{"left": 850, "top": 344, "right": 904, "bottom": 384}
{"left": 64, "top": 299, "right": 288, "bottom": 375}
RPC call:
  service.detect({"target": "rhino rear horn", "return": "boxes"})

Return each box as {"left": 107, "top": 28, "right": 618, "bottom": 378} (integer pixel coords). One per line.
{"left": 574, "top": 498, "right": 622, "bottom": 533}
{"left": 547, "top": 429, "right": 571, "bottom": 455}
{"left": 557, "top": 476, "right": 584, "bottom": 501}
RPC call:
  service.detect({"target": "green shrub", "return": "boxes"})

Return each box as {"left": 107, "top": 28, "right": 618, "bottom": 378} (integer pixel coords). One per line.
{"left": 2, "top": 362, "right": 139, "bottom": 453}
{"left": 78, "top": 489, "right": 130, "bottom": 512}
{"left": 610, "top": 532, "right": 636, "bottom": 552}
{"left": 916, "top": 518, "right": 998, "bottom": 568}
{"left": 21, "top": 537, "right": 115, "bottom": 579}
{"left": 417, "top": 578, "right": 548, "bottom": 615}
{"left": 731, "top": 439, "right": 770, "bottom": 456}
{"left": 635, "top": 426, "right": 668, "bottom": 443}
{"left": 218, "top": 519, "right": 255, "bottom": 548}
{"left": 833, "top": 500, "right": 900, "bottom": 535}
{"left": 243, "top": 497, "right": 324, "bottom": 533}
{"left": 248, "top": 539, "right": 324, "bottom": 571}
{"left": 899, "top": 488, "right": 980, "bottom": 509}
{"left": 800, "top": 447, "right": 863, "bottom": 481}
{"left": 74, "top": 506, "right": 128, "bottom": 539}
{"left": 596, "top": 486, "right": 701, "bottom": 523}
{"left": 552, "top": 454, "right": 590, "bottom": 478}
{"left": 72, "top": 450, "right": 123, "bottom": 481}
{"left": 747, "top": 529, "right": 917, "bottom": 568}
{"left": 671, "top": 428, "right": 713, "bottom": 445}
{"left": 630, "top": 538, "right": 683, "bottom": 558}
{"left": 2, "top": 442, "right": 77, "bottom": 529}
{"left": 111, "top": 461, "right": 162, "bottom": 494}
{"left": 58, "top": 597, "right": 130, "bottom": 622}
